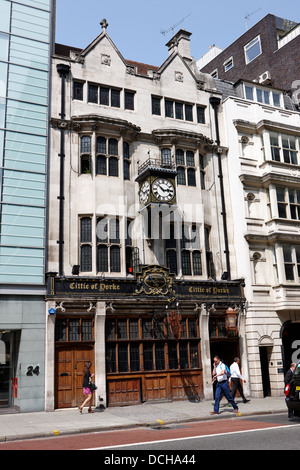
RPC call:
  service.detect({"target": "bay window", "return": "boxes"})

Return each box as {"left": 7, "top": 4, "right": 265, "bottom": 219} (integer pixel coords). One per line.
{"left": 270, "top": 133, "right": 298, "bottom": 165}
{"left": 276, "top": 187, "right": 300, "bottom": 220}
{"left": 283, "top": 245, "right": 300, "bottom": 282}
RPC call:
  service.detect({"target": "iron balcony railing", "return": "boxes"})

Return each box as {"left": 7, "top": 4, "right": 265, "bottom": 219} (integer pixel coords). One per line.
{"left": 138, "top": 157, "right": 176, "bottom": 175}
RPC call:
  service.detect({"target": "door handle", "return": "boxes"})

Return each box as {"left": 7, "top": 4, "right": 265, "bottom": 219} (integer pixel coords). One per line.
{"left": 60, "top": 373, "right": 68, "bottom": 377}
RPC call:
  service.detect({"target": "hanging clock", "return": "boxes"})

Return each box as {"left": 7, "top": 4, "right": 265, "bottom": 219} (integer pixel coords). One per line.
{"left": 152, "top": 178, "right": 175, "bottom": 202}
{"left": 139, "top": 180, "right": 150, "bottom": 204}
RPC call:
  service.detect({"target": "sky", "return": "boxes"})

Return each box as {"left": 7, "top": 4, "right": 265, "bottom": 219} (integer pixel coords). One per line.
{"left": 55, "top": 0, "right": 299, "bottom": 66}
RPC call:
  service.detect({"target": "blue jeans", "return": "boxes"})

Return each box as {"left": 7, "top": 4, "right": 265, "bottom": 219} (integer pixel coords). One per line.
{"left": 214, "top": 380, "right": 238, "bottom": 413}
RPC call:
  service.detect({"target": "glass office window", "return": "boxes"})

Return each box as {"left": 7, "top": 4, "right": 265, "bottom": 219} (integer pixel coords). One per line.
{"left": 2, "top": 169, "right": 45, "bottom": 207}
{"left": 0, "top": 32, "right": 9, "bottom": 61}
{"left": 8, "top": 65, "right": 48, "bottom": 105}
{"left": 11, "top": 3, "right": 50, "bottom": 43}
{"left": 0, "top": 246, "right": 44, "bottom": 284}
{"left": 18, "top": 0, "right": 51, "bottom": 9}
{"left": 0, "top": 0, "right": 11, "bottom": 33}
{"left": 4, "top": 131, "right": 47, "bottom": 173}
{"left": 0, "top": 62, "right": 8, "bottom": 98}
{"left": 0, "top": 130, "right": 4, "bottom": 166}
{"left": 6, "top": 100, "right": 47, "bottom": 135}
{"left": 0, "top": 99, "right": 5, "bottom": 129}
{"left": 10, "top": 36, "right": 49, "bottom": 71}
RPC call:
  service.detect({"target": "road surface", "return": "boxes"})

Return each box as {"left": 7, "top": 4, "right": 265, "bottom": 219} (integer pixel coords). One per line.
{"left": 0, "top": 413, "right": 299, "bottom": 452}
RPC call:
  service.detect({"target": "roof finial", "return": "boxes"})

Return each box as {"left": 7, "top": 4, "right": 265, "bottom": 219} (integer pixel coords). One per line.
{"left": 100, "top": 18, "right": 109, "bottom": 33}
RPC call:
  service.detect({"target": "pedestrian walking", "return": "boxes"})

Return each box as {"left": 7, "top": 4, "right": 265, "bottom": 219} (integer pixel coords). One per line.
{"left": 78, "top": 361, "right": 95, "bottom": 414}
{"left": 210, "top": 355, "right": 239, "bottom": 415}
{"left": 230, "top": 357, "right": 250, "bottom": 403}
{"left": 212, "top": 358, "right": 229, "bottom": 404}
{"left": 285, "top": 362, "right": 296, "bottom": 418}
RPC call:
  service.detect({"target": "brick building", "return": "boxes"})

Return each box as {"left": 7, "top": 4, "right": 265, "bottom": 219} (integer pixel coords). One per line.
{"left": 198, "top": 14, "right": 300, "bottom": 98}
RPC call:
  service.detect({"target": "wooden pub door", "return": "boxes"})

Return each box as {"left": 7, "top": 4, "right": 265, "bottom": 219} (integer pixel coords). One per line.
{"left": 55, "top": 346, "right": 94, "bottom": 409}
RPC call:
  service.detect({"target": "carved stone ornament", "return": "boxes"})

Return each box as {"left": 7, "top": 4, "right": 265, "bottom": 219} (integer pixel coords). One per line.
{"left": 72, "top": 122, "right": 81, "bottom": 131}
{"left": 175, "top": 71, "right": 184, "bottom": 82}
{"left": 74, "top": 53, "right": 85, "bottom": 64}
{"left": 126, "top": 66, "right": 135, "bottom": 75}
{"left": 100, "top": 18, "right": 109, "bottom": 33}
{"left": 101, "top": 54, "right": 111, "bottom": 66}
{"left": 57, "top": 120, "right": 67, "bottom": 129}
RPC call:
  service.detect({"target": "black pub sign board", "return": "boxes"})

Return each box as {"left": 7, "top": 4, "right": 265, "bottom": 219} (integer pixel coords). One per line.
{"left": 46, "top": 265, "right": 244, "bottom": 303}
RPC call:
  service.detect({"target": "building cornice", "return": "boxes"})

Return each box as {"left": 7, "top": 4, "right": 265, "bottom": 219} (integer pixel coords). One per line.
{"left": 151, "top": 128, "right": 218, "bottom": 151}
{"left": 50, "top": 115, "right": 141, "bottom": 138}
{"left": 240, "top": 171, "right": 300, "bottom": 188}
{"left": 245, "top": 230, "right": 300, "bottom": 244}
{"left": 233, "top": 118, "right": 300, "bottom": 136}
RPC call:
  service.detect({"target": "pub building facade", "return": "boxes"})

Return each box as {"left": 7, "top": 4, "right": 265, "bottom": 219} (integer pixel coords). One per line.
{"left": 45, "top": 20, "right": 246, "bottom": 410}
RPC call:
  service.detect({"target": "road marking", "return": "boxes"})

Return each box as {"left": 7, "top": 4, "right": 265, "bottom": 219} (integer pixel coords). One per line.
{"left": 83, "top": 422, "right": 300, "bottom": 450}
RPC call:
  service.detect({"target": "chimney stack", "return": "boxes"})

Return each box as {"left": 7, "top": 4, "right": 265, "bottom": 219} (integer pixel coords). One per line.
{"left": 166, "top": 29, "right": 192, "bottom": 61}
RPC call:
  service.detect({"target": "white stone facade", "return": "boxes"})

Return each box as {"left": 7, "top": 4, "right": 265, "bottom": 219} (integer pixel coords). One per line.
{"left": 221, "top": 83, "right": 300, "bottom": 397}
{"left": 46, "top": 22, "right": 248, "bottom": 409}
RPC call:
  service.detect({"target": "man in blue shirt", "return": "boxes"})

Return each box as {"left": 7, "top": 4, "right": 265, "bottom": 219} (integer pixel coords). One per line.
{"left": 210, "top": 355, "right": 239, "bottom": 415}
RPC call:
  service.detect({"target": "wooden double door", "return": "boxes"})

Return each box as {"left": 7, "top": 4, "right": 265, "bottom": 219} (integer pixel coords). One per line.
{"left": 55, "top": 345, "right": 94, "bottom": 409}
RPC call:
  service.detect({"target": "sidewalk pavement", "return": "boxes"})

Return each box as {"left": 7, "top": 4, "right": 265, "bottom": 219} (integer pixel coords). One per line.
{"left": 0, "top": 396, "right": 288, "bottom": 442}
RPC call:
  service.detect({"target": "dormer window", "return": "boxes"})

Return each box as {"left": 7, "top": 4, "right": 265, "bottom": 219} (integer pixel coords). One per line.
{"left": 244, "top": 84, "right": 282, "bottom": 108}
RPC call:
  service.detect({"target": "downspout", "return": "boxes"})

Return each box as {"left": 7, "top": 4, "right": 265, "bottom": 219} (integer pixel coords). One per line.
{"left": 209, "top": 96, "right": 231, "bottom": 280}
{"left": 56, "top": 64, "right": 70, "bottom": 277}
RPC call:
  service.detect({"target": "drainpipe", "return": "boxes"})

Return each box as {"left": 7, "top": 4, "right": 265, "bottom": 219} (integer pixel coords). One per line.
{"left": 56, "top": 64, "right": 70, "bottom": 277}
{"left": 209, "top": 96, "right": 231, "bottom": 280}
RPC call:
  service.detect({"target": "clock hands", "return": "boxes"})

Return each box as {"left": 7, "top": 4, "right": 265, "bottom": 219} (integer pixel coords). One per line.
{"left": 157, "top": 184, "right": 169, "bottom": 196}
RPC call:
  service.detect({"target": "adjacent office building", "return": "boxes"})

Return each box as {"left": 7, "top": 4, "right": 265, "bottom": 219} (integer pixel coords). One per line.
{"left": 0, "top": 0, "right": 54, "bottom": 411}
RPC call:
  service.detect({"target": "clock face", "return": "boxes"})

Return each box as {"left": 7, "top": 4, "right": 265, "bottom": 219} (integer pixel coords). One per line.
{"left": 152, "top": 178, "right": 175, "bottom": 202}
{"left": 139, "top": 180, "right": 150, "bottom": 204}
